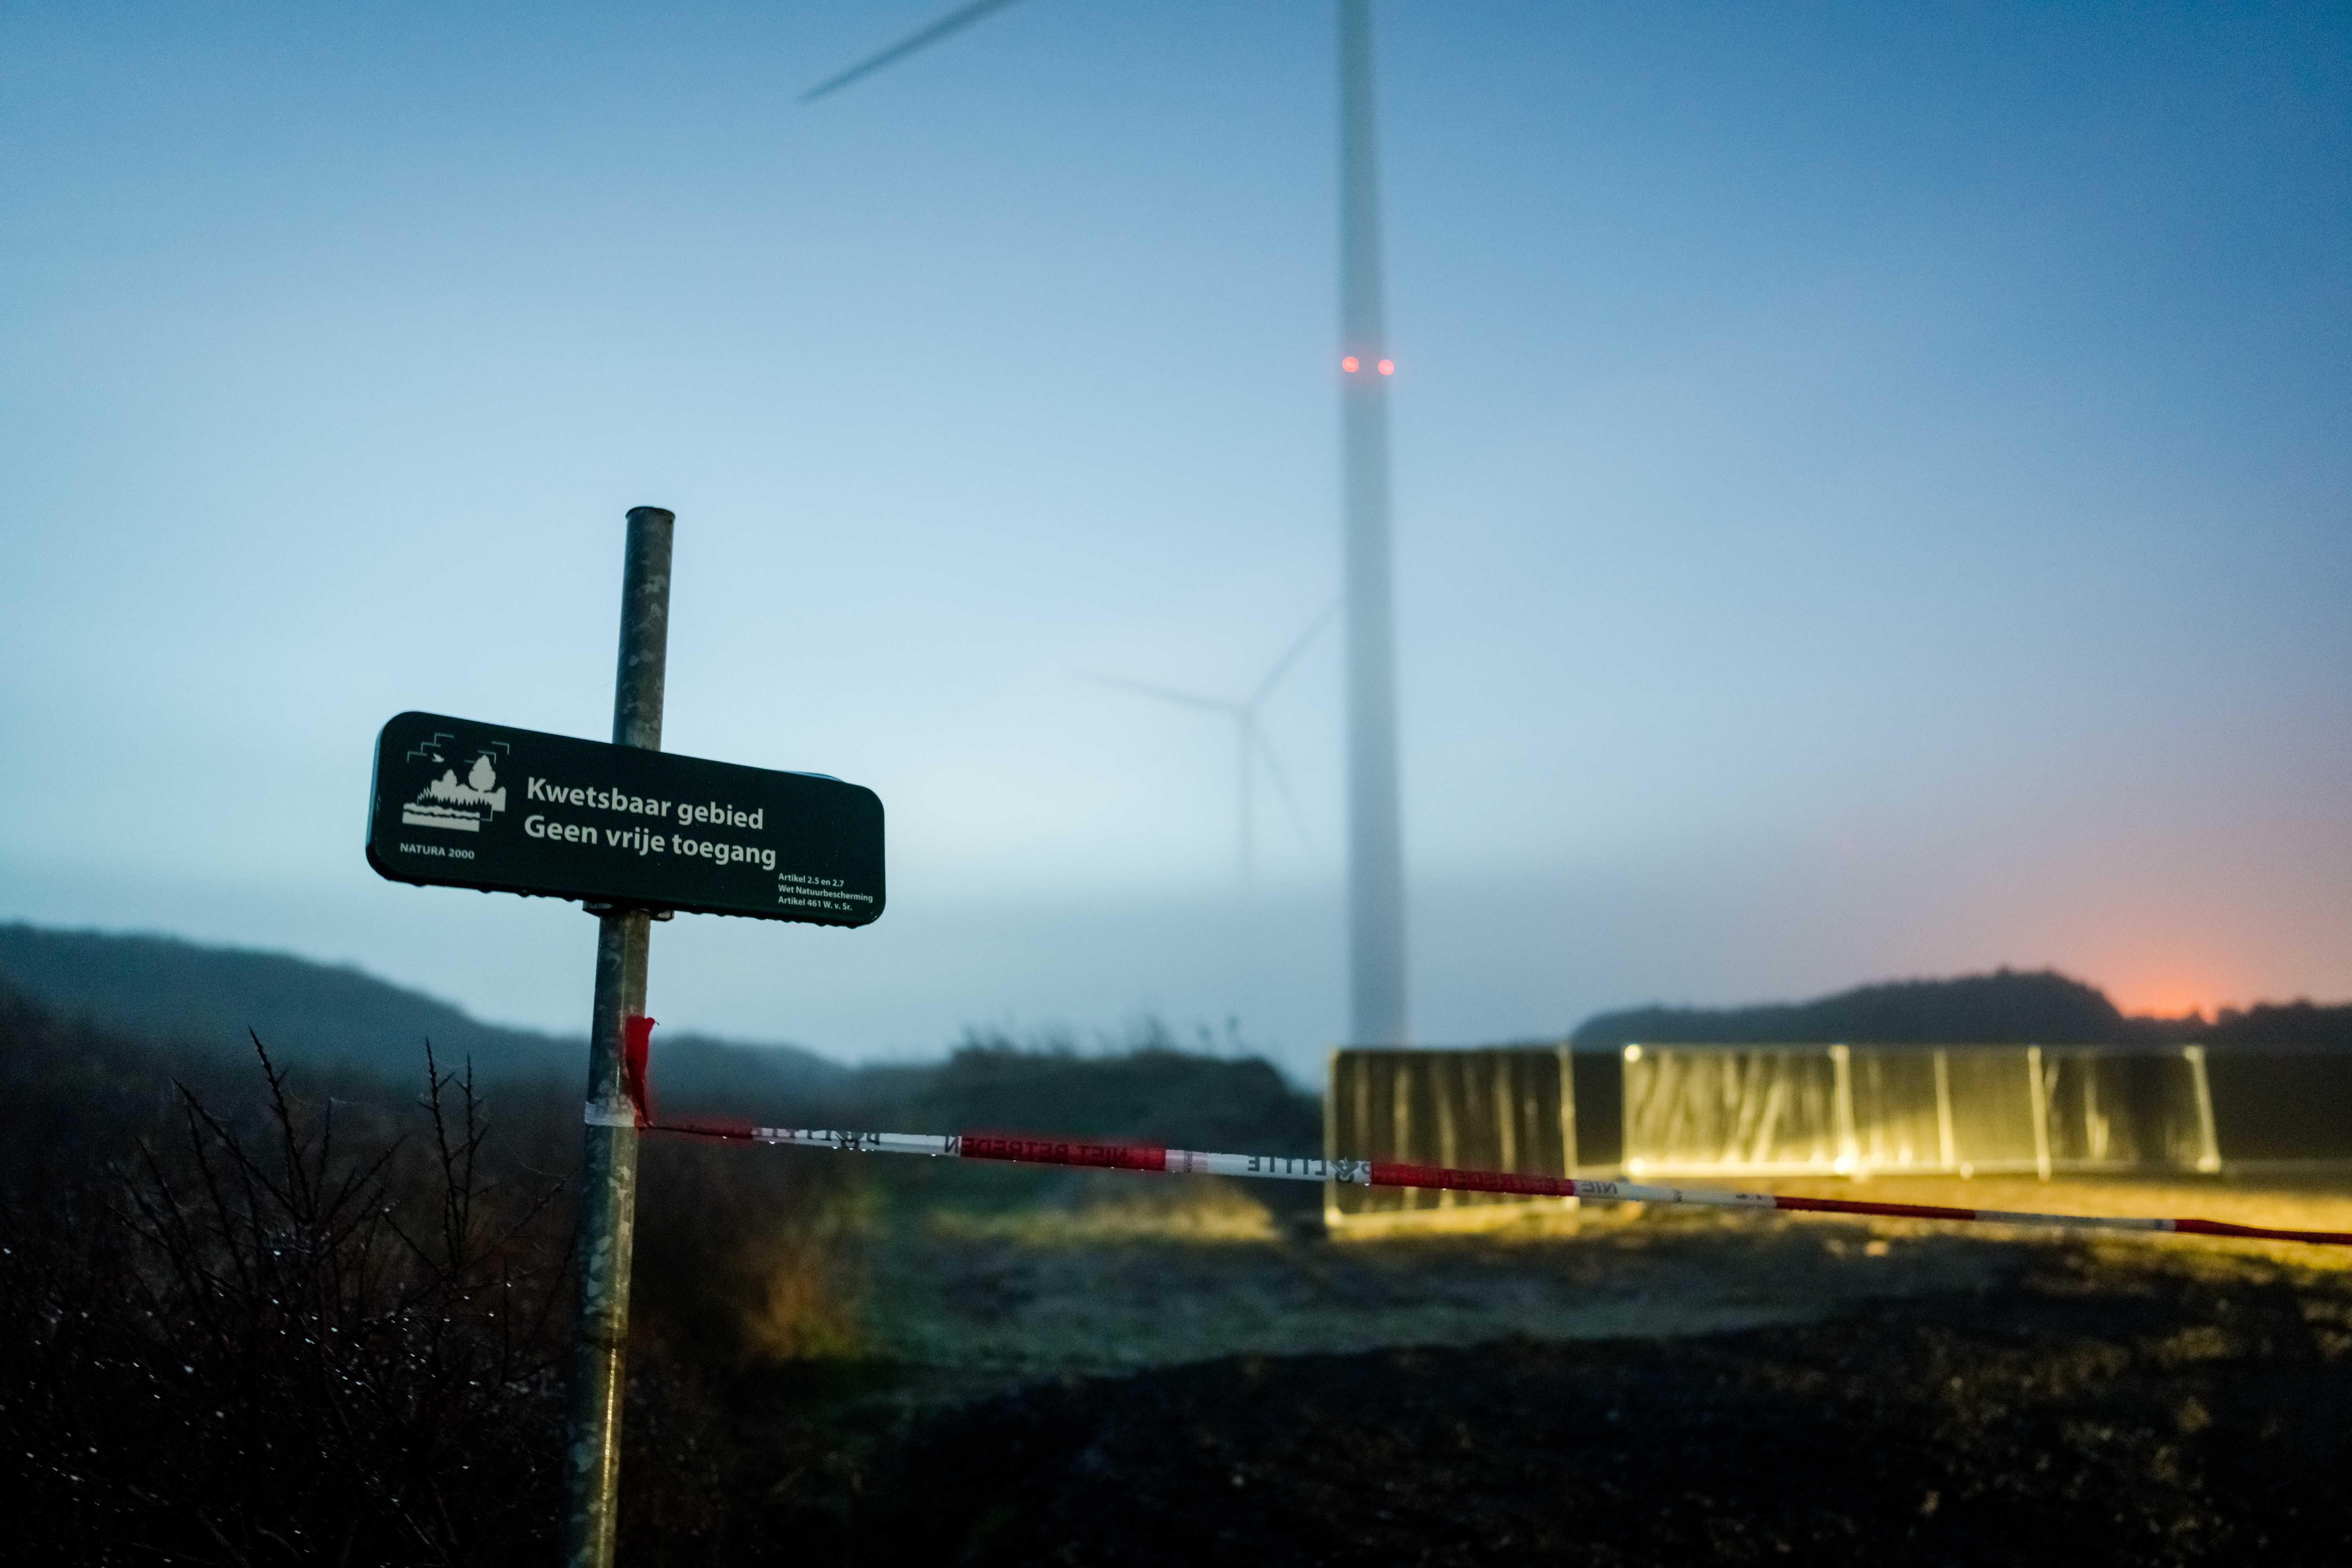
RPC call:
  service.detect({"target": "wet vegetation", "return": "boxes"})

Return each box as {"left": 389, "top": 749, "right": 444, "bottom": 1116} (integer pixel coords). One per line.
{"left": 7, "top": 937, "right": 2352, "bottom": 1564}
{"left": 0, "top": 990, "right": 561, "bottom": 1561}
{"left": 0, "top": 982, "right": 1316, "bottom": 1563}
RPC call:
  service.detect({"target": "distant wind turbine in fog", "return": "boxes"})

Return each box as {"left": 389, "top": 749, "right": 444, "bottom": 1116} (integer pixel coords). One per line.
{"left": 1085, "top": 603, "right": 1337, "bottom": 888}
{"left": 810, "top": 0, "right": 1415, "bottom": 1046}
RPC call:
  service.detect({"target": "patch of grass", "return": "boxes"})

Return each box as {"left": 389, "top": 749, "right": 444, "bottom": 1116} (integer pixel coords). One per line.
{"left": 927, "top": 1178, "right": 1280, "bottom": 1246}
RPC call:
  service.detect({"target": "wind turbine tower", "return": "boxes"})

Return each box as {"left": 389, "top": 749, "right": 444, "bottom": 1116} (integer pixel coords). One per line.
{"left": 1334, "top": 0, "right": 1407, "bottom": 1046}
{"left": 809, "top": 0, "right": 1415, "bottom": 1045}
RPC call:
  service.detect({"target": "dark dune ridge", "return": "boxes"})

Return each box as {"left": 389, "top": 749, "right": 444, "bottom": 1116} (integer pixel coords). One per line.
{"left": 1575, "top": 966, "right": 2352, "bottom": 1053}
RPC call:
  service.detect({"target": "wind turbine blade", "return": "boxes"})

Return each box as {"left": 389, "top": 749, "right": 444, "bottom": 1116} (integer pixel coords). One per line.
{"left": 1079, "top": 673, "right": 1243, "bottom": 717}
{"left": 800, "top": 0, "right": 1029, "bottom": 103}
{"left": 1250, "top": 721, "right": 1316, "bottom": 860}
{"left": 1249, "top": 597, "right": 1342, "bottom": 708}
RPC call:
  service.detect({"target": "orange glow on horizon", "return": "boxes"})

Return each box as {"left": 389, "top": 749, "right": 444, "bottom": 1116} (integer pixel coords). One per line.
{"left": 2102, "top": 965, "right": 2251, "bottom": 1020}
{"left": 2049, "top": 940, "right": 2273, "bottom": 1022}
{"left": 2113, "top": 985, "right": 2227, "bottom": 1020}
{"left": 1340, "top": 356, "right": 1359, "bottom": 373}
{"left": 2094, "top": 954, "right": 2258, "bottom": 1021}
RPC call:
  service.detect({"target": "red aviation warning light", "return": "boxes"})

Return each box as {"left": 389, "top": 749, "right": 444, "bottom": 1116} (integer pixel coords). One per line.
{"left": 1340, "top": 355, "right": 1360, "bottom": 373}
{"left": 1377, "top": 358, "right": 1394, "bottom": 375}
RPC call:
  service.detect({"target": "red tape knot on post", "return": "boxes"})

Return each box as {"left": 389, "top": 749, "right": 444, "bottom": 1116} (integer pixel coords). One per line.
{"left": 621, "top": 1014, "right": 657, "bottom": 1129}
{"left": 960, "top": 1134, "right": 1169, "bottom": 1172}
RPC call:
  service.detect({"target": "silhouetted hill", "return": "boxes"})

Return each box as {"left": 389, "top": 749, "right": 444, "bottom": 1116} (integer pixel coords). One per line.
{"left": 0, "top": 924, "right": 1316, "bottom": 1142}
{"left": 1571, "top": 968, "right": 2352, "bottom": 1053}
{"left": 2202, "top": 999, "right": 2352, "bottom": 1052}
{"left": 858, "top": 1029, "right": 1321, "bottom": 1156}
{"left": 1573, "top": 969, "right": 2137, "bottom": 1050}
{"left": 0, "top": 923, "right": 850, "bottom": 1101}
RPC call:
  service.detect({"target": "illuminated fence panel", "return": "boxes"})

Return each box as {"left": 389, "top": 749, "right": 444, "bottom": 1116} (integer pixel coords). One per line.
{"left": 2042, "top": 1048, "right": 2221, "bottom": 1174}
{"left": 1940, "top": 1048, "right": 2042, "bottom": 1174}
{"left": 1621, "top": 1046, "right": 1842, "bottom": 1176}
{"left": 1847, "top": 1048, "right": 1944, "bottom": 1174}
{"left": 1622, "top": 1043, "right": 2220, "bottom": 1181}
{"left": 1325, "top": 1047, "right": 1575, "bottom": 1232}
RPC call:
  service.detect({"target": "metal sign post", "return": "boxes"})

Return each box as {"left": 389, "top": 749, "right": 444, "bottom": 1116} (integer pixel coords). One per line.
{"left": 363, "top": 505, "right": 887, "bottom": 1564}
{"left": 564, "top": 504, "right": 672, "bottom": 1568}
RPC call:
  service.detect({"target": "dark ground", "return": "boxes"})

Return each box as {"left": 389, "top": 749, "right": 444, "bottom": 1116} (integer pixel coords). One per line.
{"left": 731, "top": 1241, "right": 2352, "bottom": 1567}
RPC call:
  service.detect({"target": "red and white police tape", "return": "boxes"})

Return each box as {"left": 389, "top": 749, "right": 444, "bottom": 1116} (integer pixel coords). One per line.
{"left": 628, "top": 1118, "right": 2352, "bottom": 1250}
{"left": 588, "top": 1018, "right": 2352, "bottom": 1249}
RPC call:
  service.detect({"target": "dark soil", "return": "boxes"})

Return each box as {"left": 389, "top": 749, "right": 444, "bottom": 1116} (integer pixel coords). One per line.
{"left": 822, "top": 1247, "right": 2352, "bottom": 1566}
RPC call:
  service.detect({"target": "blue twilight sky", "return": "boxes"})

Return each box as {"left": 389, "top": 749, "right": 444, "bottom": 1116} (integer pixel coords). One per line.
{"left": 3, "top": 2, "right": 2347, "bottom": 1074}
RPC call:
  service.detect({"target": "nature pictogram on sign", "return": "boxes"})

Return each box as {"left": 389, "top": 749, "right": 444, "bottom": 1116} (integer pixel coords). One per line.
{"left": 399, "top": 732, "right": 511, "bottom": 834}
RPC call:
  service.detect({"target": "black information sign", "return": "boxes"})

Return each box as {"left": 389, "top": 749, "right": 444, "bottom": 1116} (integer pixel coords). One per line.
{"left": 365, "top": 711, "right": 884, "bottom": 926}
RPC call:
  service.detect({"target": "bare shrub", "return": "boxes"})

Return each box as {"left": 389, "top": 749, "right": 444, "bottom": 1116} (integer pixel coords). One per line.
{"left": 0, "top": 1039, "right": 571, "bottom": 1564}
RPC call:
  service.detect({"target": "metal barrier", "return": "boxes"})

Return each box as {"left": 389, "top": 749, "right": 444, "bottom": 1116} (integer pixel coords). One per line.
{"left": 1323, "top": 1047, "right": 1577, "bottom": 1233}
{"left": 1620, "top": 1043, "right": 2221, "bottom": 1181}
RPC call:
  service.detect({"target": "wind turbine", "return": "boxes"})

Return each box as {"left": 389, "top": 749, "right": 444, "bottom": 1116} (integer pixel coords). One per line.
{"left": 809, "top": 0, "right": 1413, "bottom": 1045}
{"left": 1087, "top": 603, "right": 1336, "bottom": 888}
